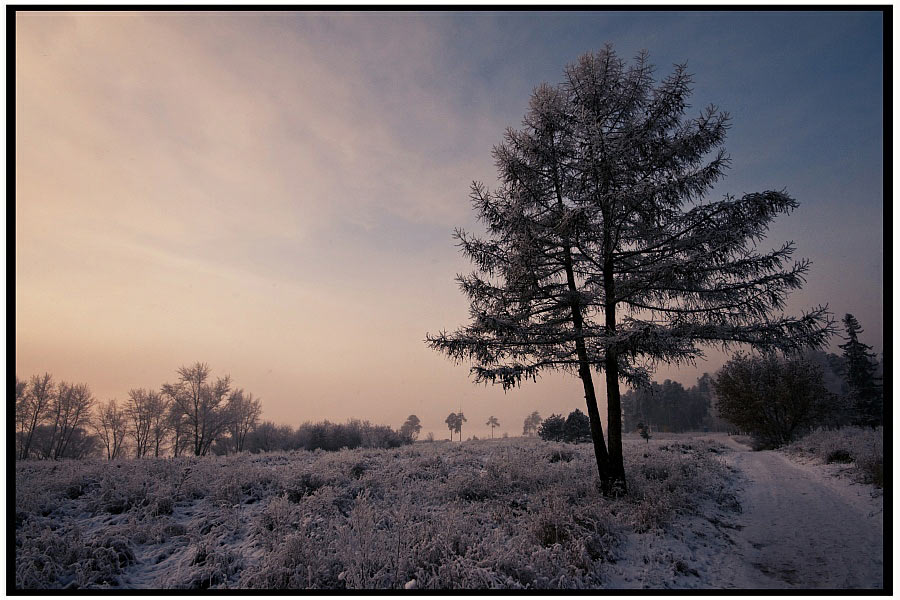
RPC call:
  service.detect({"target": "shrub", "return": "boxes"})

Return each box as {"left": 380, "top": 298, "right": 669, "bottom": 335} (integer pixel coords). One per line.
{"left": 786, "top": 426, "right": 883, "bottom": 488}
{"left": 537, "top": 415, "right": 566, "bottom": 442}
{"left": 714, "top": 353, "right": 833, "bottom": 448}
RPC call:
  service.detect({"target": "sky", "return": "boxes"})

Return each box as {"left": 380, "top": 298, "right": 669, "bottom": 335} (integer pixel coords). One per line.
{"left": 15, "top": 11, "right": 884, "bottom": 438}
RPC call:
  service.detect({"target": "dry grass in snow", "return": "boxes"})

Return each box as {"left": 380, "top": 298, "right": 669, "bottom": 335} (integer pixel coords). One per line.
{"left": 15, "top": 436, "right": 738, "bottom": 589}
{"left": 785, "top": 426, "right": 883, "bottom": 488}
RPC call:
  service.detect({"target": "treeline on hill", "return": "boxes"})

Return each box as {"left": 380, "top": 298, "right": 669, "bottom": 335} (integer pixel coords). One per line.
{"left": 15, "top": 362, "right": 411, "bottom": 461}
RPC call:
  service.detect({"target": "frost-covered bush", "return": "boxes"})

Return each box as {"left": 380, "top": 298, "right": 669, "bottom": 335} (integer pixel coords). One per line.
{"left": 714, "top": 353, "right": 834, "bottom": 448}
{"left": 16, "top": 437, "right": 736, "bottom": 589}
{"left": 786, "top": 426, "right": 883, "bottom": 487}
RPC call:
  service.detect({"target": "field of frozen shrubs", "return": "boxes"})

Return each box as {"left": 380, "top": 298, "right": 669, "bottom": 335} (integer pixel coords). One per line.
{"left": 15, "top": 436, "right": 739, "bottom": 589}
{"left": 786, "top": 427, "right": 884, "bottom": 488}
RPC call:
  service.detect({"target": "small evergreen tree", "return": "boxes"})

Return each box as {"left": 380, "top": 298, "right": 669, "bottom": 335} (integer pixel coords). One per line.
{"left": 538, "top": 414, "right": 566, "bottom": 442}
{"left": 637, "top": 422, "right": 651, "bottom": 444}
{"left": 564, "top": 409, "right": 592, "bottom": 443}
{"left": 839, "top": 314, "right": 882, "bottom": 427}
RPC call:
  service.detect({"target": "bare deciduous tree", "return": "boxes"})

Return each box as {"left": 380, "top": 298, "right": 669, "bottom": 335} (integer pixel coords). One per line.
{"left": 226, "top": 389, "right": 262, "bottom": 453}
{"left": 44, "top": 382, "right": 95, "bottom": 460}
{"left": 95, "top": 398, "right": 128, "bottom": 461}
{"left": 126, "top": 388, "right": 164, "bottom": 458}
{"left": 163, "top": 363, "right": 233, "bottom": 456}
{"left": 17, "top": 373, "right": 55, "bottom": 460}
{"left": 147, "top": 391, "right": 170, "bottom": 457}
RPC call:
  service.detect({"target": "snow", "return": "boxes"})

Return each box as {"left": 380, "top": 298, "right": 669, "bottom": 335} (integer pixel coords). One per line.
{"left": 603, "top": 433, "right": 883, "bottom": 589}
{"left": 14, "top": 434, "right": 883, "bottom": 589}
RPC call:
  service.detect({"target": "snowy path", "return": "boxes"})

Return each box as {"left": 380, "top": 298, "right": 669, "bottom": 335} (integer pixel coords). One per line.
{"left": 715, "top": 435, "right": 884, "bottom": 589}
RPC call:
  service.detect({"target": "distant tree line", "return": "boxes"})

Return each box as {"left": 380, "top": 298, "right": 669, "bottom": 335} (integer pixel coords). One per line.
{"left": 621, "top": 375, "right": 718, "bottom": 434}
{"left": 239, "top": 419, "right": 409, "bottom": 453}
{"left": 15, "top": 361, "right": 411, "bottom": 460}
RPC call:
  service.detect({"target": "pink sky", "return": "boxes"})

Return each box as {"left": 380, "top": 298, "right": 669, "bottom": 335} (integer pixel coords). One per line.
{"left": 14, "top": 12, "right": 884, "bottom": 438}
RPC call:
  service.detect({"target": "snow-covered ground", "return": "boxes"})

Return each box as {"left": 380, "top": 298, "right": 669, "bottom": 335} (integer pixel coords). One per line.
{"left": 604, "top": 433, "right": 883, "bottom": 589}
{"left": 719, "top": 434, "right": 883, "bottom": 588}
{"left": 13, "top": 433, "right": 884, "bottom": 590}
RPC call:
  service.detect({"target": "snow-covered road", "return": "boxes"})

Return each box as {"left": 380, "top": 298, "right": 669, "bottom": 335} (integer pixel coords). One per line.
{"left": 716, "top": 435, "right": 884, "bottom": 589}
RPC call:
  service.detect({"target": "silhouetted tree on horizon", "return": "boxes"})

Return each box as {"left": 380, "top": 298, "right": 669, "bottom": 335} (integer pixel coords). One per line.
{"left": 95, "top": 398, "right": 128, "bottom": 460}
{"left": 226, "top": 389, "right": 262, "bottom": 453}
{"left": 162, "top": 363, "right": 232, "bottom": 456}
{"left": 428, "top": 46, "right": 832, "bottom": 494}
{"left": 486, "top": 415, "right": 500, "bottom": 439}
{"left": 17, "top": 373, "right": 54, "bottom": 460}
{"left": 400, "top": 414, "right": 423, "bottom": 441}
{"left": 445, "top": 413, "right": 460, "bottom": 441}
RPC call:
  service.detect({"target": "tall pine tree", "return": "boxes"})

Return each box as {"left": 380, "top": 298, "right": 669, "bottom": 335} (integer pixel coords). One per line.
{"left": 428, "top": 47, "right": 832, "bottom": 494}
{"left": 839, "top": 314, "right": 882, "bottom": 427}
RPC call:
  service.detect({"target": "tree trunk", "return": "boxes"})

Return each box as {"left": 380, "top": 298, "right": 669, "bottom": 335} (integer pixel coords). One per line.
{"left": 603, "top": 263, "right": 628, "bottom": 495}
{"left": 604, "top": 350, "right": 628, "bottom": 494}
{"left": 578, "top": 352, "right": 614, "bottom": 493}
{"left": 551, "top": 156, "right": 615, "bottom": 493}
{"left": 561, "top": 242, "right": 613, "bottom": 492}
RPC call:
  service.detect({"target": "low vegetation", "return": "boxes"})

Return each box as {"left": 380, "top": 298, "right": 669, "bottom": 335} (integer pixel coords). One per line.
{"left": 786, "top": 427, "right": 883, "bottom": 488}
{"left": 15, "top": 437, "right": 737, "bottom": 589}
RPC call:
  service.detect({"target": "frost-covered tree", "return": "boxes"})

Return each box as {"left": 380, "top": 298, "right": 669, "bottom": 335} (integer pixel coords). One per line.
{"left": 162, "top": 363, "right": 232, "bottom": 456}
{"left": 95, "top": 398, "right": 128, "bottom": 460}
{"left": 486, "top": 415, "right": 500, "bottom": 439}
{"left": 147, "top": 390, "right": 170, "bottom": 457}
{"left": 15, "top": 376, "right": 27, "bottom": 449}
{"left": 126, "top": 388, "right": 157, "bottom": 458}
{"left": 839, "top": 314, "right": 882, "bottom": 427}
{"left": 522, "top": 411, "right": 541, "bottom": 437}
{"left": 428, "top": 47, "right": 832, "bottom": 494}
{"left": 43, "top": 381, "right": 95, "bottom": 460}
{"left": 17, "top": 373, "right": 55, "bottom": 460}
{"left": 226, "top": 389, "right": 262, "bottom": 453}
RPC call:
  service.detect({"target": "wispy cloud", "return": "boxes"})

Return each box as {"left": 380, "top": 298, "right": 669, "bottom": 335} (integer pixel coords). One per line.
{"left": 15, "top": 11, "right": 883, "bottom": 434}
